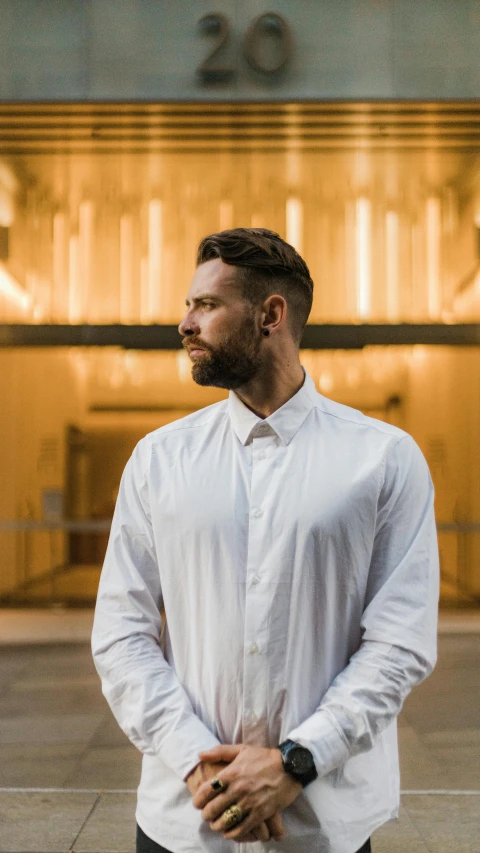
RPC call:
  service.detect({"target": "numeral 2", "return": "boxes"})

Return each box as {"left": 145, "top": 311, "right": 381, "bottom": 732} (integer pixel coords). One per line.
{"left": 197, "top": 12, "right": 293, "bottom": 83}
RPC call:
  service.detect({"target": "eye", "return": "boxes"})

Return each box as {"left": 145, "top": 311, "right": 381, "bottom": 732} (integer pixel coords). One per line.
{"left": 202, "top": 301, "right": 215, "bottom": 309}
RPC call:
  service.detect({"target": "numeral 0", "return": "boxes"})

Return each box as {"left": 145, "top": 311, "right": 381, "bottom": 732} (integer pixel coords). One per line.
{"left": 197, "top": 12, "right": 292, "bottom": 82}
{"left": 244, "top": 13, "right": 292, "bottom": 74}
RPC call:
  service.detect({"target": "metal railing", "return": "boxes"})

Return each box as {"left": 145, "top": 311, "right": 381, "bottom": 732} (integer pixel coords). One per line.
{"left": 0, "top": 519, "right": 111, "bottom": 605}
{"left": 1, "top": 520, "right": 480, "bottom": 605}
{"left": 436, "top": 523, "right": 480, "bottom": 603}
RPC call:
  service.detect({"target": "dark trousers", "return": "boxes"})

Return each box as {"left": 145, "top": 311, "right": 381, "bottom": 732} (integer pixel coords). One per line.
{"left": 136, "top": 823, "right": 372, "bottom": 853}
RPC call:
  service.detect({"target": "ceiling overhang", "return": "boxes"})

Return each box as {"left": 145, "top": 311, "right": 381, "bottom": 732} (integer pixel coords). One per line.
{"left": 1, "top": 102, "right": 480, "bottom": 154}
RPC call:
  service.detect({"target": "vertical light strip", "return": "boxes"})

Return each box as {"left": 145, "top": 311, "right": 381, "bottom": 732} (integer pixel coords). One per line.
{"left": 68, "top": 235, "right": 80, "bottom": 323}
{"left": 79, "top": 201, "right": 94, "bottom": 322}
{"left": 219, "top": 200, "right": 233, "bottom": 230}
{"left": 426, "top": 197, "right": 441, "bottom": 318}
{"left": 120, "top": 214, "right": 133, "bottom": 323}
{"left": 286, "top": 197, "right": 303, "bottom": 254}
{"left": 140, "top": 257, "right": 149, "bottom": 324}
{"left": 148, "top": 199, "right": 162, "bottom": 321}
{"left": 385, "top": 211, "right": 399, "bottom": 320}
{"left": 344, "top": 201, "right": 356, "bottom": 320}
{"left": 26, "top": 271, "right": 43, "bottom": 320}
{"left": 53, "top": 212, "right": 66, "bottom": 321}
{"left": 356, "top": 197, "right": 371, "bottom": 319}
{"left": 411, "top": 223, "right": 419, "bottom": 317}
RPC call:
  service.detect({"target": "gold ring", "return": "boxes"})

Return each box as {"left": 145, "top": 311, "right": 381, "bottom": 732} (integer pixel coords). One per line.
{"left": 221, "top": 804, "right": 244, "bottom": 829}
{"left": 210, "top": 777, "right": 227, "bottom": 793}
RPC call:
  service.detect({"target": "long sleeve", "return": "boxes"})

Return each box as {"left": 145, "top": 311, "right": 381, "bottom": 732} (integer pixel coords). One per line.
{"left": 287, "top": 434, "right": 439, "bottom": 776}
{"left": 91, "top": 438, "right": 220, "bottom": 781}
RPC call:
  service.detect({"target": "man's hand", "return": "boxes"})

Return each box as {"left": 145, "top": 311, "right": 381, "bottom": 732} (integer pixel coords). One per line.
{"left": 186, "top": 758, "right": 284, "bottom": 843}
{"left": 193, "top": 744, "right": 301, "bottom": 842}
{"left": 186, "top": 760, "right": 229, "bottom": 797}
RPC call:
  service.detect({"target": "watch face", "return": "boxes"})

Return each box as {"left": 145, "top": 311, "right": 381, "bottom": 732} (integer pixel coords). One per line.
{"left": 288, "top": 746, "right": 314, "bottom": 775}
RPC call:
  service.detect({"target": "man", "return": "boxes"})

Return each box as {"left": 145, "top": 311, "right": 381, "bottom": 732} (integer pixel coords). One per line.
{"left": 92, "top": 228, "right": 439, "bottom": 853}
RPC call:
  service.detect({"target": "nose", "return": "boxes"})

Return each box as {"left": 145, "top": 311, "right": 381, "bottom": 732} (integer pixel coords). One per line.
{"left": 178, "top": 310, "right": 199, "bottom": 338}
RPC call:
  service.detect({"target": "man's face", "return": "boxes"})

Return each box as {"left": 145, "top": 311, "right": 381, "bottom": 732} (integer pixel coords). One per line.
{"left": 178, "top": 258, "right": 263, "bottom": 389}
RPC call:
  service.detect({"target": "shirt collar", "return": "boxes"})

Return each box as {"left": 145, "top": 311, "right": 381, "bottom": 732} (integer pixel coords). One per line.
{"left": 228, "top": 369, "right": 318, "bottom": 446}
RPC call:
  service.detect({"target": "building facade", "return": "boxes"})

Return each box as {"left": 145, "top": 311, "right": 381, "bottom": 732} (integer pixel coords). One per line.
{"left": 1, "top": 0, "right": 480, "bottom": 605}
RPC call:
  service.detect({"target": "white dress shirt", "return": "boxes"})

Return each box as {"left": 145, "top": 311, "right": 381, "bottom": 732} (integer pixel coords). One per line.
{"left": 92, "top": 369, "right": 439, "bottom": 853}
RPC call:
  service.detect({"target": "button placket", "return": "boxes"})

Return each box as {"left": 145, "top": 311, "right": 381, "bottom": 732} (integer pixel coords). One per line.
{"left": 243, "top": 434, "right": 274, "bottom": 733}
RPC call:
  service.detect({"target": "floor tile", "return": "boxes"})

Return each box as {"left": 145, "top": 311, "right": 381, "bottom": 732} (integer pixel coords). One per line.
{"left": 397, "top": 726, "right": 445, "bottom": 789}
{"left": 63, "top": 746, "right": 142, "bottom": 789}
{"left": 408, "top": 666, "right": 480, "bottom": 696}
{"left": 89, "top": 713, "right": 134, "bottom": 748}
{"left": 427, "top": 746, "right": 480, "bottom": 789}
{"left": 0, "top": 676, "right": 15, "bottom": 696}
{"left": 402, "top": 687, "right": 480, "bottom": 734}
{"left": 0, "top": 712, "right": 104, "bottom": 746}
{"left": 0, "top": 686, "right": 106, "bottom": 719}
{"left": 73, "top": 792, "right": 136, "bottom": 853}
{"left": 0, "top": 636, "right": 479, "bottom": 852}
{"left": 11, "top": 645, "right": 98, "bottom": 677}
{"left": 0, "top": 743, "right": 85, "bottom": 788}
{"left": 402, "top": 794, "right": 480, "bottom": 851}
{"left": 372, "top": 805, "right": 429, "bottom": 852}
{"left": 0, "top": 656, "right": 29, "bottom": 683}
{"left": 11, "top": 674, "right": 100, "bottom": 691}
{"left": 423, "top": 727, "right": 480, "bottom": 747}
{"left": 0, "top": 791, "right": 97, "bottom": 853}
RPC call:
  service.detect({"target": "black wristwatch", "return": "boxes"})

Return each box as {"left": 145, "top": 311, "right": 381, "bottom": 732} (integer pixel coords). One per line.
{"left": 278, "top": 739, "right": 318, "bottom": 787}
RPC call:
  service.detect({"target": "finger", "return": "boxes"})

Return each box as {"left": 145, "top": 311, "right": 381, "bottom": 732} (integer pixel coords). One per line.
{"left": 198, "top": 745, "right": 243, "bottom": 763}
{"left": 266, "top": 812, "right": 285, "bottom": 841}
{"left": 237, "top": 826, "right": 269, "bottom": 844}
{"left": 250, "top": 821, "right": 270, "bottom": 842}
{"left": 192, "top": 785, "right": 215, "bottom": 810}
{"left": 193, "top": 775, "right": 231, "bottom": 810}
{"left": 222, "top": 813, "right": 264, "bottom": 842}
{"left": 202, "top": 789, "right": 239, "bottom": 822}
{"left": 210, "top": 805, "right": 263, "bottom": 841}
{"left": 209, "top": 802, "right": 250, "bottom": 834}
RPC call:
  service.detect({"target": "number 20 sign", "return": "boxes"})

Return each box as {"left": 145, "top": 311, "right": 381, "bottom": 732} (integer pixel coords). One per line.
{"left": 197, "top": 12, "right": 293, "bottom": 82}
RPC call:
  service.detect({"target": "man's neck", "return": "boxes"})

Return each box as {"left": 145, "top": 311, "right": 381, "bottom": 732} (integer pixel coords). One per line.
{"left": 233, "top": 358, "right": 305, "bottom": 419}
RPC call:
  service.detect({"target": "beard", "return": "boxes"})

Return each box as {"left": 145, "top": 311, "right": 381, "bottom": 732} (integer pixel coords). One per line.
{"left": 183, "top": 314, "right": 263, "bottom": 390}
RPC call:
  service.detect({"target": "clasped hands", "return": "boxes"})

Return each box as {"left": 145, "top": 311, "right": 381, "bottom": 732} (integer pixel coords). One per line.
{"left": 186, "top": 744, "right": 302, "bottom": 844}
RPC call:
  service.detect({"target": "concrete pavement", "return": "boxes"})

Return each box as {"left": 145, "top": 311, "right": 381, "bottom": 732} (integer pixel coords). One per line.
{"left": 0, "top": 633, "right": 479, "bottom": 852}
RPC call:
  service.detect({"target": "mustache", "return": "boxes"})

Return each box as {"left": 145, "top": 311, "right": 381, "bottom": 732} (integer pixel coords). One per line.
{"left": 182, "top": 337, "right": 212, "bottom": 352}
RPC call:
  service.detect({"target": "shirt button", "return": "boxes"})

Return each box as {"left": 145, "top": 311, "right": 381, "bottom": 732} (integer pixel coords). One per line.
{"left": 252, "top": 508, "right": 263, "bottom": 518}
{"left": 248, "top": 711, "right": 258, "bottom": 723}
{"left": 257, "top": 423, "right": 268, "bottom": 434}
{"left": 248, "top": 642, "right": 259, "bottom": 655}
{"left": 251, "top": 574, "right": 260, "bottom": 584}
{"left": 258, "top": 451, "right": 267, "bottom": 460}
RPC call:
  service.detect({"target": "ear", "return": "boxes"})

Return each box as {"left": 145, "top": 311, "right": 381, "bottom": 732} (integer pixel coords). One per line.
{"left": 261, "top": 294, "right": 287, "bottom": 336}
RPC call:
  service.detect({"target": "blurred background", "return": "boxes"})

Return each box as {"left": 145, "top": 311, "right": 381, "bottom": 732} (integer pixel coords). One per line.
{"left": 1, "top": 108, "right": 480, "bottom": 610}
{"left": 0, "top": 3, "right": 479, "bottom": 851}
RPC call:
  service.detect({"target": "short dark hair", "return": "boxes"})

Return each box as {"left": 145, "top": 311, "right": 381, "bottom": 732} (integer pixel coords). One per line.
{"left": 196, "top": 228, "right": 313, "bottom": 344}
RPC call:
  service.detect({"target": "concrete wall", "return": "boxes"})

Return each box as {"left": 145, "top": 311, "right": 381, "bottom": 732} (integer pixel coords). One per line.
{"left": 0, "top": 0, "right": 479, "bottom": 101}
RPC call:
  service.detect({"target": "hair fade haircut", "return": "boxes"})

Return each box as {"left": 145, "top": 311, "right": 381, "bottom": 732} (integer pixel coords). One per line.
{"left": 196, "top": 228, "right": 314, "bottom": 345}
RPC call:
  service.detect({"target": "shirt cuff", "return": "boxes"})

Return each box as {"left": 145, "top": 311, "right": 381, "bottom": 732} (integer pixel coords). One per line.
{"left": 287, "top": 709, "right": 350, "bottom": 778}
{"left": 154, "top": 716, "right": 221, "bottom": 781}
